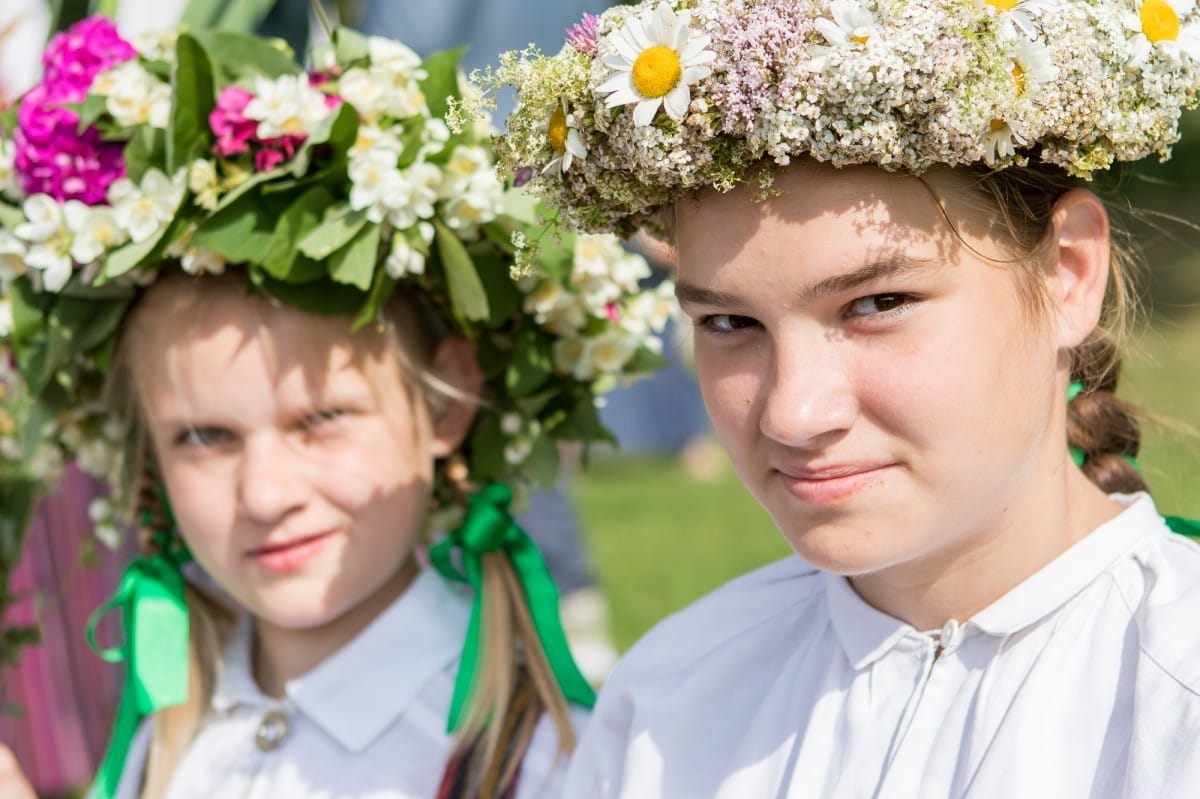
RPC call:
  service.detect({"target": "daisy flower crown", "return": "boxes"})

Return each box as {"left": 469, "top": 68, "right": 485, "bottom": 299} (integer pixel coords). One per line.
{"left": 492, "top": 0, "right": 1200, "bottom": 236}
{"left": 0, "top": 17, "right": 672, "bottom": 543}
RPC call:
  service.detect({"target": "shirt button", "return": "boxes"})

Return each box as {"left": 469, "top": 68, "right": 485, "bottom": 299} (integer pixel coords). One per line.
{"left": 941, "top": 618, "right": 962, "bottom": 649}
{"left": 254, "top": 709, "right": 291, "bottom": 752}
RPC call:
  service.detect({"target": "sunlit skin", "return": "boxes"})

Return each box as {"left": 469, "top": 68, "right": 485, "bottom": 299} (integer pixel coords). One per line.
{"left": 675, "top": 161, "right": 1122, "bottom": 630}
{"left": 133, "top": 280, "right": 480, "bottom": 694}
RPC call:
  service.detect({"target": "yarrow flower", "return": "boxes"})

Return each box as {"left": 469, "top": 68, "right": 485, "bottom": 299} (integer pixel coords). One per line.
{"left": 598, "top": 4, "right": 716, "bottom": 126}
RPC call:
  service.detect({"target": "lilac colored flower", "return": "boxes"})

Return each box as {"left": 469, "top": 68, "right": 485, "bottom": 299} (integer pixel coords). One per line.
{"left": 42, "top": 16, "right": 136, "bottom": 92}
{"left": 513, "top": 165, "right": 535, "bottom": 187}
{"left": 566, "top": 13, "right": 600, "bottom": 57}
{"left": 13, "top": 81, "right": 124, "bottom": 203}
{"left": 210, "top": 86, "right": 258, "bottom": 157}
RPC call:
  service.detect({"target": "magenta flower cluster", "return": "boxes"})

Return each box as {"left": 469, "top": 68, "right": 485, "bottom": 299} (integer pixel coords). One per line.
{"left": 209, "top": 86, "right": 341, "bottom": 172}
{"left": 13, "top": 16, "right": 135, "bottom": 204}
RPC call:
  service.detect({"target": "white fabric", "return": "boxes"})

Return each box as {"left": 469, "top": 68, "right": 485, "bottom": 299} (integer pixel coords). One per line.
{"left": 115, "top": 569, "right": 577, "bottom": 799}
{"left": 565, "top": 493, "right": 1200, "bottom": 799}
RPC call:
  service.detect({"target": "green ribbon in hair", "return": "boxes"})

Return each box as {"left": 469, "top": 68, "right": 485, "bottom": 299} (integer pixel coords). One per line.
{"left": 1067, "top": 381, "right": 1198, "bottom": 540}
{"left": 85, "top": 536, "right": 191, "bottom": 799}
{"left": 430, "top": 482, "right": 596, "bottom": 732}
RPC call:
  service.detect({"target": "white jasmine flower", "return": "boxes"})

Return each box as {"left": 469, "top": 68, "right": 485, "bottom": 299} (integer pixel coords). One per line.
{"left": 384, "top": 228, "right": 429, "bottom": 277}
{"left": 621, "top": 280, "right": 678, "bottom": 337}
{"left": 339, "top": 65, "right": 427, "bottom": 120}
{"left": 554, "top": 336, "right": 595, "bottom": 380}
{"left": 93, "top": 61, "right": 172, "bottom": 129}
{"left": 108, "top": 168, "right": 186, "bottom": 243}
{"left": 244, "top": 74, "right": 333, "bottom": 139}
{"left": 180, "top": 246, "right": 227, "bottom": 275}
{"left": 500, "top": 413, "right": 524, "bottom": 436}
{"left": 25, "top": 245, "right": 73, "bottom": 291}
{"left": 598, "top": 5, "right": 715, "bottom": 125}
{"left": 349, "top": 149, "right": 403, "bottom": 219}
{"left": 188, "top": 159, "right": 220, "bottom": 211}
{"left": 1125, "top": 0, "right": 1200, "bottom": 65}
{"left": 589, "top": 330, "right": 639, "bottom": 375}
{"left": 439, "top": 149, "right": 505, "bottom": 231}
{"left": 544, "top": 101, "right": 588, "bottom": 174}
{"left": 351, "top": 124, "right": 405, "bottom": 158}
{"left": 526, "top": 280, "right": 588, "bottom": 335}
{"left": 368, "top": 36, "right": 425, "bottom": 74}
{"left": 63, "top": 201, "right": 127, "bottom": 264}
{"left": 0, "top": 297, "right": 12, "bottom": 337}
{"left": 0, "top": 231, "right": 27, "bottom": 283}
{"left": 15, "top": 194, "right": 65, "bottom": 243}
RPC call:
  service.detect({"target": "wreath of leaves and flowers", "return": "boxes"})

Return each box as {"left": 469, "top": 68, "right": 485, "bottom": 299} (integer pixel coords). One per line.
{"left": 492, "top": 0, "right": 1200, "bottom": 237}
{"left": 0, "top": 15, "right": 673, "bottom": 662}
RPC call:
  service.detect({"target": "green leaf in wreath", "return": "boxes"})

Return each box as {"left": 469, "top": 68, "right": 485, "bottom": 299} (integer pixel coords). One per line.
{"left": 261, "top": 186, "right": 335, "bottom": 279}
{"left": 191, "top": 31, "right": 298, "bottom": 84}
{"left": 506, "top": 328, "right": 553, "bottom": 397}
{"left": 0, "top": 202, "right": 24, "bottom": 232}
{"left": 333, "top": 27, "right": 371, "bottom": 67}
{"left": 298, "top": 207, "right": 368, "bottom": 260}
{"left": 435, "top": 219, "right": 489, "bottom": 322}
{"left": 327, "top": 222, "right": 381, "bottom": 291}
{"left": 525, "top": 434, "right": 561, "bottom": 488}
{"left": 420, "top": 47, "right": 467, "bottom": 120}
{"left": 351, "top": 265, "right": 398, "bottom": 331}
{"left": 123, "top": 127, "right": 167, "bottom": 184}
{"left": 290, "top": 103, "right": 358, "bottom": 178}
{"left": 192, "top": 193, "right": 275, "bottom": 264}
{"left": 168, "top": 34, "right": 217, "bottom": 174}
{"left": 74, "top": 95, "right": 109, "bottom": 135}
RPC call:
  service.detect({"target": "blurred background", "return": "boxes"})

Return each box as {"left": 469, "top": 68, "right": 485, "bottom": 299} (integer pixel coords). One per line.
{"left": 1, "top": 0, "right": 1198, "bottom": 796}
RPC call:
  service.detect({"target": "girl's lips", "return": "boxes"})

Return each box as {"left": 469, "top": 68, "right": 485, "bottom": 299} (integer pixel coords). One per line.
{"left": 774, "top": 464, "right": 895, "bottom": 505}
{"left": 247, "top": 531, "right": 336, "bottom": 574}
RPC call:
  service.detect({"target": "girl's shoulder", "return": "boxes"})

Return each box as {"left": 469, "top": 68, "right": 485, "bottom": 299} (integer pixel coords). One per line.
{"left": 605, "top": 556, "right": 826, "bottom": 686}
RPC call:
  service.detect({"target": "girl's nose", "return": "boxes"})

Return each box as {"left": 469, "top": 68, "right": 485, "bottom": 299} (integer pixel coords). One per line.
{"left": 237, "top": 435, "right": 308, "bottom": 525}
{"left": 758, "top": 338, "right": 858, "bottom": 450}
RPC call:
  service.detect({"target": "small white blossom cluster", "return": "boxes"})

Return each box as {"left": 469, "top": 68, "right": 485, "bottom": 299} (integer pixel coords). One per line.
{"left": 90, "top": 60, "right": 173, "bottom": 129}
{"left": 5, "top": 169, "right": 185, "bottom": 292}
{"left": 496, "top": 0, "right": 1200, "bottom": 236}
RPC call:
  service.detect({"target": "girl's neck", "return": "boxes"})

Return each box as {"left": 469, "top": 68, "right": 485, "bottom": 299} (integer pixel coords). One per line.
{"left": 849, "top": 457, "right": 1123, "bottom": 632}
{"left": 251, "top": 557, "right": 421, "bottom": 697}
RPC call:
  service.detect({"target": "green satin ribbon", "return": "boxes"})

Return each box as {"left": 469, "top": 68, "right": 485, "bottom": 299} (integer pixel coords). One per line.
{"left": 430, "top": 482, "right": 596, "bottom": 732}
{"left": 1067, "top": 381, "right": 1198, "bottom": 539}
{"left": 85, "top": 541, "right": 191, "bottom": 799}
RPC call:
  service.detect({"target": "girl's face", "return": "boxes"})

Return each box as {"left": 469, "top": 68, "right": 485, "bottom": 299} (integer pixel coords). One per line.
{"left": 675, "top": 162, "right": 1110, "bottom": 599}
{"left": 135, "top": 283, "right": 476, "bottom": 642}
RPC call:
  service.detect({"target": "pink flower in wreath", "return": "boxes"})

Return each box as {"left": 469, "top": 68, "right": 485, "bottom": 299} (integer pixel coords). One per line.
{"left": 41, "top": 16, "right": 137, "bottom": 92}
{"left": 210, "top": 86, "right": 259, "bottom": 157}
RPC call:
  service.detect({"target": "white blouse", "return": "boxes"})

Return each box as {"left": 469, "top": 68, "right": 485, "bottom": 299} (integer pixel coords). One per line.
{"left": 565, "top": 494, "right": 1200, "bottom": 799}
{"left": 114, "top": 569, "right": 578, "bottom": 799}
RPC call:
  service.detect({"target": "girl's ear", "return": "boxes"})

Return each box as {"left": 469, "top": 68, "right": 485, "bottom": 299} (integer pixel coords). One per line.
{"left": 428, "top": 337, "right": 483, "bottom": 457}
{"left": 1047, "top": 188, "right": 1111, "bottom": 349}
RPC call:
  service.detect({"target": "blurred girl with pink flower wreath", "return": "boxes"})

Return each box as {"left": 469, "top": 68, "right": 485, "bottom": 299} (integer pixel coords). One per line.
{"left": 0, "top": 11, "right": 674, "bottom": 799}
{"left": 497, "top": 0, "right": 1200, "bottom": 796}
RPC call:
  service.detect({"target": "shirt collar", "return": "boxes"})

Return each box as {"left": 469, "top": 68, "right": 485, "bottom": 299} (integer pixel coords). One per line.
{"left": 211, "top": 568, "right": 470, "bottom": 752}
{"left": 825, "top": 492, "right": 1166, "bottom": 669}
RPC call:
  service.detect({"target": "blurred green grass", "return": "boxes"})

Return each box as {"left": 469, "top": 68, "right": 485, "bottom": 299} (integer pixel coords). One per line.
{"left": 578, "top": 312, "right": 1200, "bottom": 651}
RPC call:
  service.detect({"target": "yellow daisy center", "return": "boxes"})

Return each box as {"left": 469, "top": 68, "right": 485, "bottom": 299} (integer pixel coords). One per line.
{"left": 632, "top": 45, "right": 683, "bottom": 100}
{"left": 989, "top": 118, "right": 1008, "bottom": 133}
{"left": 1012, "top": 63, "right": 1026, "bottom": 96}
{"left": 1140, "top": 0, "right": 1181, "bottom": 43}
{"left": 851, "top": 33, "right": 870, "bottom": 45}
{"left": 986, "top": 0, "right": 1019, "bottom": 9}
{"left": 548, "top": 106, "right": 568, "bottom": 155}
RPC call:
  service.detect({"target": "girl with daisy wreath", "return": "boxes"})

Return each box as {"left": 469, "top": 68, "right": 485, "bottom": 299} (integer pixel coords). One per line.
{"left": 0, "top": 14, "right": 673, "bottom": 799}
{"left": 496, "top": 0, "right": 1200, "bottom": 796}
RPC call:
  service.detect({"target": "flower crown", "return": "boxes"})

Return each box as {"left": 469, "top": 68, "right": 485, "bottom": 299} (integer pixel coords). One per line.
{"left": 0, "top": 17, "right": 672, "bottom": 538}
{"left": 492, "top": 0, "right": 1200, "bottom": 237}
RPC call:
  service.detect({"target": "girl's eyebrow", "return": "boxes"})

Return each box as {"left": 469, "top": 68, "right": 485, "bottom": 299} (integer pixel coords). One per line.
{"left": 675, "top": 256, "right": 941, "bottom": 308}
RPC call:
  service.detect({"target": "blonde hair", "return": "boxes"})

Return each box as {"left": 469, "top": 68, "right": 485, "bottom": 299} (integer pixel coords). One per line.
{"left": 106, "top": 268, "right": 576, "bottom": 798}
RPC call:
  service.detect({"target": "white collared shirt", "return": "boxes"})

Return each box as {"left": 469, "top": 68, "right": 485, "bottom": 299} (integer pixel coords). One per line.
{"left": 565, "top": 494, "right": 1200, "bottom": 799}
{"left": 115, "top": 569, "right": 577, "bottom": 799}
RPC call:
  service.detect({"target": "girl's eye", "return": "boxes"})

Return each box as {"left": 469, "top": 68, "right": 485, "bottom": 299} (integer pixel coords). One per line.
{"left": 304, "top": 408, "right": 348, "bottom": 428}
{"left": 698, "top": 313, "right": 759, "bottom": 334}
{"left": 845, "top": 293, "right": 916, "bottom": 319}
{"left": 176, "top": 427, "right": 233, "bottom": 448}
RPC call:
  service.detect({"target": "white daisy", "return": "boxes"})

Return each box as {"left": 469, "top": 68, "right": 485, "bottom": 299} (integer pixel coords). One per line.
{"left": 544, "top": 101, "right": 588, "bottom": 175}
{"left": 1007, "top": 37, "right": 1058, "bottom": 96}
{"left": 982, "top": 118, "right": 1030, "bottom": 164}
{"left": 980, "top": 0, "right": 1060, "bottom": 41}
{"left": 1125, "top": 0, "right": 1200, "bottom": 65}
{"left": 598, "top": 5, "right": 715, "bottom": 126}
{"left": 808, "top": 0, "right": 881, "bottom": 71}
